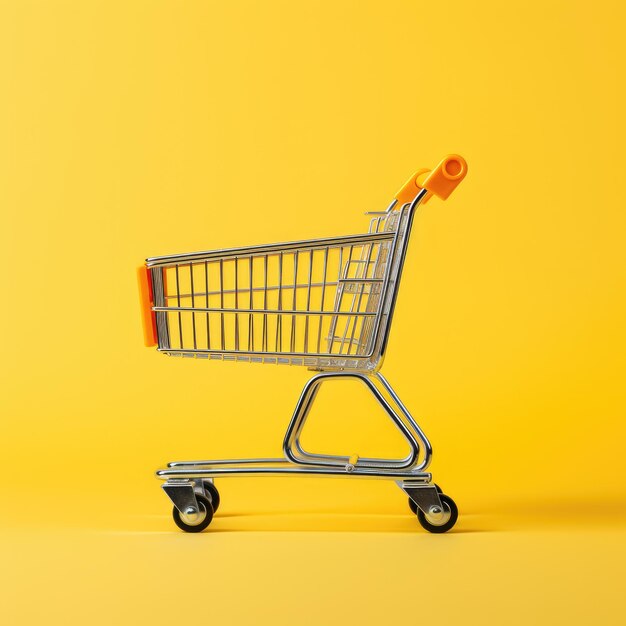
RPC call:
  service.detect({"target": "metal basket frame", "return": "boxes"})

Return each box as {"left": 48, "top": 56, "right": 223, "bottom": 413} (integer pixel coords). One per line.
{"left": 146, "top": 196, "right": 418, "bottom": 372}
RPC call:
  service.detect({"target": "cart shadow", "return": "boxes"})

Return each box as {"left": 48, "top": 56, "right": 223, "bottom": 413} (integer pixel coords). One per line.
{"left": 121, "top": 510, "right": 494, "bottom": 534}
{"left": 115, "top": 494, "right": 626, "bottom": 535}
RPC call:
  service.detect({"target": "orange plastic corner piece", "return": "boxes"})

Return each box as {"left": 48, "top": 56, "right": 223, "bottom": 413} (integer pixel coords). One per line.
{"left": 137, "top": 265, "right": 158, "bottom": 347}
{"left": 421, "top": 154, "right": 467, "bottom": 200}
{"left": 394, "top": 168, "right": 431, "bottom": 205}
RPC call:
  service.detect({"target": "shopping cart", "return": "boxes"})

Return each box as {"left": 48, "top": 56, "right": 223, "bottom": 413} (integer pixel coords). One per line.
{"left": 138, "top": 154, "right": 467, "bottom": 533}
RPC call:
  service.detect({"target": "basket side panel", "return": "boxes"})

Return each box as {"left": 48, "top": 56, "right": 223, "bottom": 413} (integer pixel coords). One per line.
{"left": 151, "top": 232, "right": 398, "bottom": 368}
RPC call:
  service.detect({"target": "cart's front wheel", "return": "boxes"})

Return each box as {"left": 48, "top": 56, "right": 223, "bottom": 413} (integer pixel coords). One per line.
{"left": 172, "top": 494, "right": 213, "bottom": 533}
{"left": 202, "top": 481, "right": 220, "bottom": 513}
{"left": 416, "top": 494, "right": 458, "bottom": 534}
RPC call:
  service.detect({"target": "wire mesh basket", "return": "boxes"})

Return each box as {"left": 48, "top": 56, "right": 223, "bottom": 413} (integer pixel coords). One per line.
{"left": 142, "top": 209, "right": 407, "bottom": 370}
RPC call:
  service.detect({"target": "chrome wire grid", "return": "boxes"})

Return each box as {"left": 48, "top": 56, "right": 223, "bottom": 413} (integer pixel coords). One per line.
{"left": 146, "top": 205, "right": 407, "bottom": 371}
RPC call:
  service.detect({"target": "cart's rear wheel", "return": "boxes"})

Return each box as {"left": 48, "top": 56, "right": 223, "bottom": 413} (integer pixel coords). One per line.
{"left": 416, "top": 494, "right": 458, "bottom": 534}
{"left": 202, "top": 481, "right": 220, "bottom": 513}
{"left": 172, "top": 493, "right": 213, "bottom": 533}
{"left": 408, "top": 484, "right": 442, "bottom": 514}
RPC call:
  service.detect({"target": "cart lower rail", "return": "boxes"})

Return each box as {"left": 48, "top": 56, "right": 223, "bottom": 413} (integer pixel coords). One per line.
{"left": 158, "top": 457, "right": 432, "bottom": 479}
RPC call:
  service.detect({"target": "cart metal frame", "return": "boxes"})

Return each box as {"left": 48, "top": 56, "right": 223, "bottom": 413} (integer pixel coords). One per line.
{"left": 138, "top": 155, "right": 467, "bottom": 532}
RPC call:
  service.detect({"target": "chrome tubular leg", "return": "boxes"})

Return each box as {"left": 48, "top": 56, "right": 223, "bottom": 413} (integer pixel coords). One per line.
{"left": 372, "top": 372, "right": 433, "bottom": 472}
{"left": 282, "top": 371, "right": 426, "bottom": 471}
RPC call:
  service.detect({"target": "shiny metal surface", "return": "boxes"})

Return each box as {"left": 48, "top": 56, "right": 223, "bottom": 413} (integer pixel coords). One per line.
{"left": 146, "top": 232, "right": 396, "bottom": 267}
{"left": 282, "top": 371, "right": 431, "bottom": 471}
{"left": 162, "top": 480, "right": 199, "bottom": 516}
{"left": 158, "top": 465, "right": 432, "bottom": 481}
{"left": 401, "top": 483, "right": 444, "bottom": 517}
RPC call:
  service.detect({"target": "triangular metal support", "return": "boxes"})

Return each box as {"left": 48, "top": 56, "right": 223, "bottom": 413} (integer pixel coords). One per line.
{"left": 282, "top": 371, "right": 433, "bottom": 473}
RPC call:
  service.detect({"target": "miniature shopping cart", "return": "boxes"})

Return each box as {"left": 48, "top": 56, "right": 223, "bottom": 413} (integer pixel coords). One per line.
{"left": 138, "top": 154, "right": 467, "bottom": 533}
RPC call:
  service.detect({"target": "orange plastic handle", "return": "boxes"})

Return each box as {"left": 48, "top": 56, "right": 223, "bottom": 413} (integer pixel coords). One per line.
{"left": 394, "top": 155, "right": 467, "bottom": 205}
{"left": 394, "top": 167, "right": 431, "bottom": 205}
{"left": 137, "top": 266, "right": 158, "bottom": 347}
{"left": 421, "top": 154, "right": 467, "bottom": 200}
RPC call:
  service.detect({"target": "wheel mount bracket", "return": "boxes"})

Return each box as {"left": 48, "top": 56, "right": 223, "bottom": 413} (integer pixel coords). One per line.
{"left": 162, "top": 480, "right": 200, "bottom": 516}
{"left": 401, "top": 482, "right": 444, "bottom": 517}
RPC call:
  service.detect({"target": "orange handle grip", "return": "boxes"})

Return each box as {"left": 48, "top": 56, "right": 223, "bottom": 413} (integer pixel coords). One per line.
{"left": 421, "top": 154, "right": 468, "bottom": 200}
{"left": 394, "top": 154, "right": 467, "bottom": 205}
{"left": 394, "top": 168, "right": 431, "bottom": 205}
{"left": 137, "top": 266, "right": 158, "bottom": 347}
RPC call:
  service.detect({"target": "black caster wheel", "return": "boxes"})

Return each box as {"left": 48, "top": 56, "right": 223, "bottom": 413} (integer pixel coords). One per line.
{"left": 172, "top": 493, "right": 213, "bottom": 533}
{"left": 416, "top": 494, "right": 458, "bottom": 534}
{"left": 408, "top": 484, "right": 442, "bottom": 514}
{"left": 202, "top": 481, "right": 220, "bottom": 513}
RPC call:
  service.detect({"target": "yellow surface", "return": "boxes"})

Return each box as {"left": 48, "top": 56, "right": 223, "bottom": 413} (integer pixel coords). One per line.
{"left": 1, "top": 1, "right": 626, "bottom": 624}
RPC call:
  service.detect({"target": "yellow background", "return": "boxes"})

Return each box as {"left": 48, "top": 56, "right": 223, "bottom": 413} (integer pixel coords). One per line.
{"left": 1, "top": 0, "right": 625, "bottom": 624}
